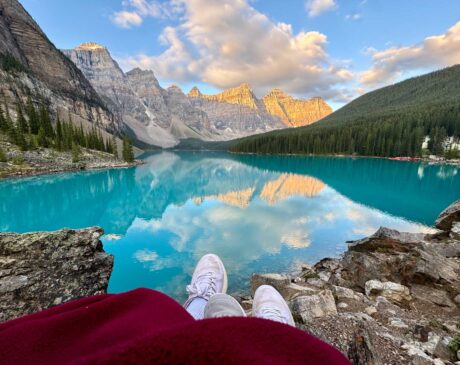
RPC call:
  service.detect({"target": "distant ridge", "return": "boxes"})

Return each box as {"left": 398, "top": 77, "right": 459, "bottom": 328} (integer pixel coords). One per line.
{"left": 231, "top": 64, "right": 460, "bottom": 157}
{"left": 188, "top": 83, "right": 332, "bottom": 127}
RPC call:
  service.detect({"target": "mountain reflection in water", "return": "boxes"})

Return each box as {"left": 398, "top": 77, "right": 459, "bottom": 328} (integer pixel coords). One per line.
{"left": 1, "top": 152, "right": 459, "bottom": 301}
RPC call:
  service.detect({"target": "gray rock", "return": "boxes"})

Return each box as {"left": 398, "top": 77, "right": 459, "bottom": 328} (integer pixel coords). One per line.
{"left": 305, "top": 277, "right": 327, "bottom": 288}
{"left": 364, "top": 306, "right": 377, "bottom": 316}
{"left": 365, "top": 280, "right": 411, "bottom": 305}
{"left": 451, "top": 222, "right": 460, "bottom": 240}
{"left": 338, "top": 224, "right": 460, "bottom": 295}
{"left": 299, "top": 263, "right": 317, "bottom": 279}
{"left": 332, "top": 285, "right": 365, "bottom": 301}
{"left": 290, "top": 289, "right": 337, "bottom": 323}
{"left": 414, "top": 248, "right": 459, "bottom": 284}
{"left": 251, "top": 273, "right": 290, "bottom": 296}
{"left": 436, "top": 199, "right": 460, "bottom": 231}
{"left": 454, "top": 294, "right": 460, "bottom": 305}
{"left": 389, "top": 318, "right": 408, "bottom": 329}
{"left": 431, "top": 237, "right": 460, "bottom": 258}
{"left": 0, "top": 227, "right": 113, "bottom": 322}
{"left": 349, "top": 227, "right": 426, "bottom": 252}
{"left": 240, "top": 300, "right": 253, "bottom": 311}
{"left": 281, "top": 283, "right": 318, "bottom": 300}
{"left": 433, "top": 336, "right": 455, "bottom": 362}
{"left": 411, "top": 284, "right": 456, "bottom": 308}
{"left": 347, "top": 325, "right": 380, "bottom": 365}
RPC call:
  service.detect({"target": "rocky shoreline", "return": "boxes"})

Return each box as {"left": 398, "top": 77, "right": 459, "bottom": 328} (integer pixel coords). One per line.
{"left": 0, "top": 140, "right": 142, "bottom": 179}
{"left": 237, "top": 200, "right": 460, "bottom": 364}
{"left": 1, "top": 200, "right": 459, "bottom": 364}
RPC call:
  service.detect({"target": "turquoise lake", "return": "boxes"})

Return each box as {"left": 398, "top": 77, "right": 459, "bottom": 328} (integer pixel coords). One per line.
{"left": 1, "top": 152, "right": 459, "bottom": 303}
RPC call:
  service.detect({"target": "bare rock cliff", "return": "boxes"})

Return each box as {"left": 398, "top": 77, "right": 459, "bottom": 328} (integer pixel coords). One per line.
{"left": 262, "top": 88, "right": 332, "bottom": 127}
{"left": 0, "top": 0, "right": 120, "bottom": 134}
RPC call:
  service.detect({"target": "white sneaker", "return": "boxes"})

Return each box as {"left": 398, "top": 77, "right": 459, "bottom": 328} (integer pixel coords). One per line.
{"left": 204, "top": 293, "right": 246, "bottom": 318}
{"left": 184, "top": 254, "right": 228, "bottom": 308}
{"left": 253, "top": 285, "right": 295, "bottom": 326}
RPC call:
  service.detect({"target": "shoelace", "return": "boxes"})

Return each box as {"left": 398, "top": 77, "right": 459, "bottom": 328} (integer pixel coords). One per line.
{"left": 186, "top": 272, "right": 217, "bottom": 300}
{"left": 258, "top": 306, "right": 289, "bottom": 324}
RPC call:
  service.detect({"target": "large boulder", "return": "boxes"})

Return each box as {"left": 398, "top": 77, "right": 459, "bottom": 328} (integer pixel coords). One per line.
{"left": 365, "top": 280, "right": 412, "bottom": 305}
{"left": 251, "top": 273, "right": 290, "bottom": 296}
{"left": 435, "top": 199, "right": 460, "bottom": 231}
{"left": 338, "top": 226, "right": 460, "bottom": 294}
{"left": 0, "top": 227, "right": 113, "bottom": 322}
{"left": 290, "top": 289, "right": 337, "bottom": 323}
{"left": 348, "top": 227, "right": 426, "bottom": 253}
{"left": 410, "top": 284, "right": 456, "bottom": 309}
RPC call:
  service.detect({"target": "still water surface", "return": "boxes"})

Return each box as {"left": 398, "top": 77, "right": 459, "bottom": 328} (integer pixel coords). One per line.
{"left": 1, "top": 152, "right": 459, "bottom": 302}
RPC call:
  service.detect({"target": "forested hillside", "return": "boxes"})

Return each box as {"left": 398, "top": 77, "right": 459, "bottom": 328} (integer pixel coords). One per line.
{"left": 230, "top": 65, "right": 460, "bottom": 157}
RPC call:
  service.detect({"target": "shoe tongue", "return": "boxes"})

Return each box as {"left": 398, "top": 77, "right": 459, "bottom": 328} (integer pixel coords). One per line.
{"left": 197, "top": 281, "right": 209, "bottom": 294}
{"left": 196, "top": 273, "right": 214, "bottom": 296}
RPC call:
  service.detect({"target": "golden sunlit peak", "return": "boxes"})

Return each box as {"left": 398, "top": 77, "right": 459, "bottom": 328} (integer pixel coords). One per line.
{"left": 75, "top": 42, "right": 106, "bottom": 51}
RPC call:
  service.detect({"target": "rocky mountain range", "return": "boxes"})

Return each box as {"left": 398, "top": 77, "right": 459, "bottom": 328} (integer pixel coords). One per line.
{"left": 0, "top": 0, "right": 120, "bottom": 139}
{"left": 63, "top": 43, "right": 332, "bottom": 148}
{"left": 0, "top": 0, "right": 332, "bottom": 150}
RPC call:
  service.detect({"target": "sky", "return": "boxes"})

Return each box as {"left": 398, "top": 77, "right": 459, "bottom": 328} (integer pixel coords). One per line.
{"left": 20, "top": 0, "right": 460, "bottom": 109}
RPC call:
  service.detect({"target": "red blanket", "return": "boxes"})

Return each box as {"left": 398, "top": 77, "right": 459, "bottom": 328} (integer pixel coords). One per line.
{"left": 0, "top": 288, "right": 350, "bottom": 364}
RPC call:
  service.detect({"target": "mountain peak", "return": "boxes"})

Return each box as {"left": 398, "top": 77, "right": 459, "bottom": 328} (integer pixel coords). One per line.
{"left": 266, "top": 88, "right": 289, "bottom": 98}
{"left": 188, "top": 86, "right": 202, "bottom": 97}
{"left": 262, "top": 91, "right": 332, "bottom": 127}
{"left": 168, "top": 84, "right": 183, "bottom": 93}
{"left": 203, "top": 83, "right": 259, "bottom": 109}
{"left": 127, "top": 67, "right": 155, "bottom": 77}
{"left": 238, "top": 82, "right": 252, "bottom": 90}
{"left": 75, "top": 42, "right": 106, "bottom": 51}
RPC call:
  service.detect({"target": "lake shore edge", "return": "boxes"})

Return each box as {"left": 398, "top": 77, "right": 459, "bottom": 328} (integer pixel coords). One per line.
{"left": 0, "top": 143, "right": 143, "bottom": 180}
{"left": 229, "top": 151, "right": 460, "bottom": 166}
{"left": 1, "top": 200, "right": 459, "bottom": 364}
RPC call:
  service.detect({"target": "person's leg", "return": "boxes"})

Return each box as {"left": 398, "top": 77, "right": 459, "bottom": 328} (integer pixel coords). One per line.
{"left": 0, "top": 288, "right": 194, "bottom": 365}
{"left": 252, "top": 285, "right": 295, "bottom": 326}
{"left": 204, "top": 293, "right": 246, "bottom": 318}
{"left": 183, "top": 254, "right": 228, "bottom": 319}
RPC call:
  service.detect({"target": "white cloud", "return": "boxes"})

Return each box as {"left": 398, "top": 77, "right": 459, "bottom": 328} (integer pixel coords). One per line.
{"left": 360, "top": 20, "right": 460, "bottom": 88}
{"left": 119, "top": 0, "right": 353, "bottom": 101}
{"left": 111, "top": 0, "right": 183, "bottom": 28}
{"left": 306, "top": 0, "right": 337, "bottom": 18}
{"left": 112, "top": 11, "right": 143, "bottom": 28}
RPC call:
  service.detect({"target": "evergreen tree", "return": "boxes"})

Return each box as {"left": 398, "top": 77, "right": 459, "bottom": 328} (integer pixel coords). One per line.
{"left": 111, "top": 134, "right": 118, "bottom": 159}
{"left": 71, "top": 142, "right": 81, "bottom": 163}
{"left": 0, "top": 105, "right": 6, "bottom": 131}
{"left": 122, "top": 137, "right": 134, "bottom": 162}
{"left": 37, "top": 126, "right": 48, "bottom": 147}
{"left": 4, "top": 107, "right": 16, "bottom": 142}
{"left": 16, "top": 104, "right": 28, "bottom": 133}
{"left": 55, "top": 117, "right": 63, "bottom": 151}
{"left": 14, "top": 126, "right": 28, "bottom": 151}
{"left": 0, "top": 145, "right": 7, "bottom": 162}
{"left": 38, "top": 104, "right": 54, "bottom": 138}
{"left": 26, "top": 97, "right": 39, "bottom": 134}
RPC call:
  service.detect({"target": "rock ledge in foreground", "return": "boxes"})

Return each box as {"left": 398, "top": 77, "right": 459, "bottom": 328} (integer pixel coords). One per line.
{"left": 241, "top": 199, "right": 460, "bottom": 365}
{"left": 0, "top": 227, "right": 113, "bottom": 322}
